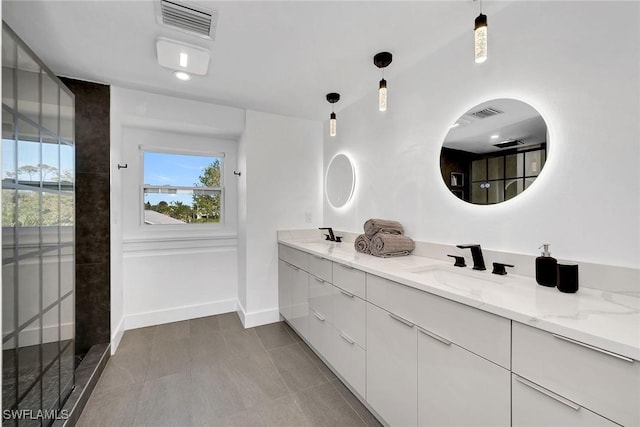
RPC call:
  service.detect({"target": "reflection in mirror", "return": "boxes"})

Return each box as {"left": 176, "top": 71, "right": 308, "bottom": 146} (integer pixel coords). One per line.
{"left": 441, "top": 98, "right": 547, "bottom": 205}
{"left": 326, "top": 153, "right": 355, "bottom": 208}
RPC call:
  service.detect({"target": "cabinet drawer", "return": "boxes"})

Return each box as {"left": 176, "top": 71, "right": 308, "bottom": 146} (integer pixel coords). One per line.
{"left": 309, "top": 255, "right": 332, "bottom": 282}
{"left": 333, "top": 262, "right": 365, "bottom": 299}
{"left": 512, "top": 374, "right": 619, "bottom": 427}
{"left": 418, "top": 329, "right": 510, "bottom": 427}
{"left": 367, "top": 273, "right": 510, "bottom": 369}
{"left": 309, "top": 276, "right": 333, "bottom": 323}
{"left": 278, "top": 244, "right": 309, "bottom": 271}
{"left": 512, "top": 322, "right": 640, "bottom": 427}
{"left": 333, "top": 288, "right": 366, "bottom": 348}
{"left": 332, "top": 325, "right": 366, "bottom": 399}
{"left": 309, "top": 309, "right": 333, "bottom": 365}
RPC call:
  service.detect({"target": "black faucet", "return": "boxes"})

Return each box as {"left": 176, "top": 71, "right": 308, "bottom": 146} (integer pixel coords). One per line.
{"left": 456, "top": 244, "right": 486, "bottom": 271}
{"left": 319, "top": 227, "right": 342, "bottom": 242}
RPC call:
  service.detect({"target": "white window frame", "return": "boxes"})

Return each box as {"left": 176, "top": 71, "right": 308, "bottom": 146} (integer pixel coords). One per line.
{"left": 139, "top": 145, "right": 226, "bottom": 227}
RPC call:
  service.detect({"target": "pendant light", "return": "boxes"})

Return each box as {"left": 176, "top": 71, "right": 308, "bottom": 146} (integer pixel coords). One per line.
{"left": 326, "top": 93, "right": 340, "bottom": 137}
{"left": 474, "top": 1, "right": 488, "bottom": 63}
{"left": 373, "top": 52, "right": 392, "bottom": 111}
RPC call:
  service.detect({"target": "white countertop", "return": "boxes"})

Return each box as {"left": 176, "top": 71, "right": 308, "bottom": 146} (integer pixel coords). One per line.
{"left": 278, "top": 237, "right": 640, "bottom": 361}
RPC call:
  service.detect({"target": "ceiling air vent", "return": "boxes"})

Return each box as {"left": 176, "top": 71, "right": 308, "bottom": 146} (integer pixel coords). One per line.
{"left": 470, "top": 107, "right": 503, "bottom": 119}
{"left": 493, "top": 139, "right": 523, "bottom": 149}
{"left": 158, "top": 0, "right": 217, "bottom": 39}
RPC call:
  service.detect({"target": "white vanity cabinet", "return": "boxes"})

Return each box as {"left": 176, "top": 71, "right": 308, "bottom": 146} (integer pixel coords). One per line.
{"left": 366, "top": 302, "right": 418, "bottom": 427}
{"left": 331, "top": 261, "right": 367, "bottom": 397}
{"left": 512, "top": 322, "right": 640, "bottom": 427}
{"left": 511, "top": 374, "right": 619, "bottom": 427}
{"left": 417, "top": 329, "right": 511, "bottom": 427}
{"left": 278, "top": 245, "right": 310, "bottom": 340}
{"left": 367, "top": 273, "right": 511, "bottom": 427}
{"left": 309, "top": 272, "right": 334, "bottom": 364}
{"left": 277, "top": 260, "right": 293, "bottom": 321}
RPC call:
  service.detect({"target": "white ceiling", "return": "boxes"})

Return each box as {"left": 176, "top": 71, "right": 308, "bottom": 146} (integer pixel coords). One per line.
{"left": 2, "top": 1, "right": 507, "bottom": 120}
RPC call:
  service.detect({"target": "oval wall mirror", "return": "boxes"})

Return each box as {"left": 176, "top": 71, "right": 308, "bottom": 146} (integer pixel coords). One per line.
{"left": 326, "top": 153, "right": 355, "bottom": 208}
{"left": 440, "top": 98, "right": 548, "bottom": 205}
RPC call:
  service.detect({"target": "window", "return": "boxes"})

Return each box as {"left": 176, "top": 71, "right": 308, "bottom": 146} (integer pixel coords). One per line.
{"left": 142, "top": 150, "right": 224, "bottom": 225}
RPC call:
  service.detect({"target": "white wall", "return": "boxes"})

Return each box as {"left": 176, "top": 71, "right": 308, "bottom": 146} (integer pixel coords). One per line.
{"left": 110, "top": 87, "right": 245, "bottom": 352}
{"left": 323, "top": 1, "right": 640, "bottom": 270}
{"left": 237, "top": 111, "right": 323, "bottom": 327}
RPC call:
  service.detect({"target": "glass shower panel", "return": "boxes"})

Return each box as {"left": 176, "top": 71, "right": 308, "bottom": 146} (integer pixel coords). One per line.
{"left": 2, "top": 23, "right": 75, "bottom": 426}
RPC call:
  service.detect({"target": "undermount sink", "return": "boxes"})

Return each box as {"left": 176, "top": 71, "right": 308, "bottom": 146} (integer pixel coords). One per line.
{"left": 409, "top": 265, "right": 507, "bottom": 297}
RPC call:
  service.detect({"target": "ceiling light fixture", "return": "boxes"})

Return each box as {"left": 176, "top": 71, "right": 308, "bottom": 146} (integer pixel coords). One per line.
{"left": 173, "top": 71, "right": 191, "bottom": 81}
{"left": 157, "top": 38, "right": 210, "bottom": 80}
{"left": 373, "top": 52, "right": 392, "bottom": 112}
{"left": 474, "top": 0, "right": 488, "bottom": 63}
{"left": 179, "top": 52, "right": 188, "bottom": 68}
{"left": 326, "top": 93, "right": 340, "bottom": 137}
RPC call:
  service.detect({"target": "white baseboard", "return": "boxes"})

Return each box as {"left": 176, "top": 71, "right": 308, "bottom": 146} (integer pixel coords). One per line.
{"left": 111, "top": 316, "right": 125, "bottom": 355}
{"left": 124, "top": 299, "right": 237, "bottom": 331}
{"left": 236, "top": 301, "right": 280, "bottom": 328}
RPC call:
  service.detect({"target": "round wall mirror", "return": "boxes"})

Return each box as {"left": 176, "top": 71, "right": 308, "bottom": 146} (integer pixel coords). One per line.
{"left": 326, "top": 153, "right": 355, "bottom": 208}
{"left": 440, "top": 98, "right": 548, "bottom": 205}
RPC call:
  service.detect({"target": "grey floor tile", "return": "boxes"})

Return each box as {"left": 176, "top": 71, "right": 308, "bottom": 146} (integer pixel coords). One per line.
{"left": 189, "top": 329, "right": 227, "bottom": 366}
{"left": 146, "top": 337, "right": 190, "bottom": 380}
{"left": 155, "top": 320, "right": 190, "bottom": 342}
{"left": 93, "top": 351, "right": 149, "bottom": 392}
{"left": 117, "top": 326, "right": 157, "bottom": 356}
{"left": 268, "top": 343, "right": 328, "bottom": 392}
{"left": 219, "top": 395, "right": 312, "bottom": 427}
{"left": 76, "top": 382, "right": 142, "bottom": 427}
{"left": 282, "top": 321, "right": 303, "bottom": 342}
{"left": 221, "top": 329, "right": 265, "bottom": 359}
{"left": 254, "top": 322, "right": 299, "bottom": 350}
{"left": 189, "top": 315, "right": 221, "bottom": 337}
{"left": 294, "top": 382, "right": 366, "bottom": 427}
{"left": 132, "top": 372, "right": 191, "bottom": 427}
{"left": 189, "top": 358, "right": 246, "bottom": 422}
{"left": 223, "top": 350, "right": 290, "bottom": 409}
{"left": 299, "top": 341, "right": 338, "bottom": 382}
{"left": 331, "top": 379, "right": 383, "bottom": 427}
{"left": 217, "top": 312, "right": 244, "bottom": 331}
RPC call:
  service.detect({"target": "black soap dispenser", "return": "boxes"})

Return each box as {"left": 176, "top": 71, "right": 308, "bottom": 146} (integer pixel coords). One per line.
{"left": 536, "top": 244, "right": 557, "bottom": 287}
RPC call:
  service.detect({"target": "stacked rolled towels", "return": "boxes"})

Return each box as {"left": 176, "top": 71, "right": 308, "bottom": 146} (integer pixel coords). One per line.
{"left": 354, "top": 219, "right": 415, "bottom": 257}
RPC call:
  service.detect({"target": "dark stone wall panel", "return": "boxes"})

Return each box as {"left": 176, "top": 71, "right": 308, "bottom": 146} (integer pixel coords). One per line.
{"left": 59, "top": 77, "right": 111, "bottom": 356}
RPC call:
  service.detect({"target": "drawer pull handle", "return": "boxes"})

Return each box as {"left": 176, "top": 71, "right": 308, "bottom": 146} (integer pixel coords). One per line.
{"left": 339, "top": 264, "right": 354, "bottom": 270}
{"left": 338, "top": 289, "right": 355, "bottom": 298}
{"left": 418, "top": 327, "right": 452, "bottom": 346}
{"left": 289, "top": 265, "right": 299, "bottom": 271}
{"left": 388, "top": 313, "right": 414, "bottom": 328}
{"left": 340, "top": 332, "right": 355, "bottom": 345}
{"left": 313, "top": 255, "right": 323, "bottom": 260}
{"left": 551, "top": 334, "right": 634, "bottom": 363}
{"left": 314, "top": 277, "right": 325, "bottom": 283}
{"left": 312, "top": 310, "right": 325, "bottom": 322}
{"left": 514, "top": 376, "right": 581, "bottom": 411}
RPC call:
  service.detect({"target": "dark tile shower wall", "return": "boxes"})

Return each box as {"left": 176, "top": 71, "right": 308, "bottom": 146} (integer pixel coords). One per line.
{"left": 59, "top": 78, "right": 111, "bottom": 356}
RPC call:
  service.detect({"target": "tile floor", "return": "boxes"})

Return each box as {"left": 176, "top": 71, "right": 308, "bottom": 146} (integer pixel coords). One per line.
{"left": 77, "top": 313, "right": 381, "bottom": 427}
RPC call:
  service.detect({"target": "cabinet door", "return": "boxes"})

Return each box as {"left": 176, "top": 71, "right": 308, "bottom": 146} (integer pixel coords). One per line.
{"left": 366, "top": 302, "right": 417, "bottom": 427}
{"left": 332, "top": 325, "right": 366, "bottom": 398}
{"left": 290, "top": 266, "right": 309, "bottom": 340}
{"left": 418, "top": 328, "right": 510, "bottom": 427}
{"left": 512, "top": 375, "right": 619, "bottom": 427}
{"left": 309, "top": 275, "right": 333, "bottom": 324}
{"left": 278, "top": 260, "right": 292, "bottom": 321}
{"left": 309, "top": 308, "right": 333, "bottom": 365}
